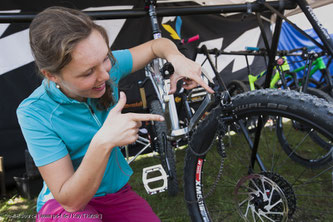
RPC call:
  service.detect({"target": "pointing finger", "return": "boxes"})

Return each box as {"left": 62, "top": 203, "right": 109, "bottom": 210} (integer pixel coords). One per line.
{"left": 127, "top": 113, "right": 165, "bottom": 122}
{"left": 191, "top": 75, "right": 214, "bottom": 94}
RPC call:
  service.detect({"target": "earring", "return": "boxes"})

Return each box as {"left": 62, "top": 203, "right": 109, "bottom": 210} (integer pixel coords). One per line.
{"left": 56, "top": 84, "right": 60, "bottom": 89}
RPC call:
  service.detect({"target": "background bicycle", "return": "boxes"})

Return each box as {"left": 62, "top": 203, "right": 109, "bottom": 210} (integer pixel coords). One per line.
{"left": 218, "top": 46, "right": 333, "bottom": 102}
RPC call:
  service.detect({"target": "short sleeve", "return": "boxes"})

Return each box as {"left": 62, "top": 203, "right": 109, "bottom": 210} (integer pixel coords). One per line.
{"left": 109, "top": 49, "right": 133, "bottom": 85}
{"left": 17, "top": 107, "right": 68, "bottom": 167}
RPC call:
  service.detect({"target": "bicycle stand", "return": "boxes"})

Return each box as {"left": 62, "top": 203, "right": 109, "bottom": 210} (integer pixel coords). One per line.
{"left": 142, "top": 164, "right": 168, "bottom": 195}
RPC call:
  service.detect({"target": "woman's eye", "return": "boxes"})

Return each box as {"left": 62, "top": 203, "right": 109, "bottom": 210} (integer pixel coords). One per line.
{"left": 84, "top": 68, "right": 94, "bottom": 76}
{"left": 103, "top": 56, "right": 109, "bottom": 62}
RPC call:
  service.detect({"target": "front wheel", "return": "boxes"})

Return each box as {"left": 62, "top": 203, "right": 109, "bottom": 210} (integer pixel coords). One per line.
{"left": 149, "top": 100, "right": 178, "bottom": 196}
{"left": 184, "top": 89, "right": 333, "bottom": 221}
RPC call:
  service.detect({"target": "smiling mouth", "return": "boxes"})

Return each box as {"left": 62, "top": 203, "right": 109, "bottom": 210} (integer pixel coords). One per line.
{"left": 93, "top": 83, "right": 105, "bottom": 91}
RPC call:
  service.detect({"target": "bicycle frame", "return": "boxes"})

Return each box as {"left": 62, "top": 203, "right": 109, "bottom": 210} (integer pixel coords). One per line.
{"left": 246, "top": 55, "right": 290, "bottom": 90}
{"left": 248, "top": 55, "right": 328, "bottom": 91}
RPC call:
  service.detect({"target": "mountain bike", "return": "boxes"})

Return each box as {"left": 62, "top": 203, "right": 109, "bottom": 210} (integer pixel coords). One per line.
{"left": 254, "top": 47, "right": 333, "bottom": 169}
{"left": 123, "top": 10, "right": 206, "bottom": 197}
{"left": 138, "top": 0, "right": 213, "bottom": 197}
{"left": 200, "top": 45, "right": 333, "bottom": 102}
{"left": 183, "top": 0, "right": 333, "bottom": 221}
{"left": 210, "top": 46, "right": 333, "bottom": 169}
{"left": 246, "top": 46, "right": 333, "bottom": 101}
{"left": 126, "top": 0, "right": 180, "bottom": 197}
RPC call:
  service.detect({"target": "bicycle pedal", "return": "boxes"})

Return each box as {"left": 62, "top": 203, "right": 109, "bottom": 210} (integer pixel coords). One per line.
{"left": 142, "top": 164, "right": 168, "bottom": 195}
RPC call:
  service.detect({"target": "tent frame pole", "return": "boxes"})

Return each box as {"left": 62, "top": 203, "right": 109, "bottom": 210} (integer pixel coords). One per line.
{"left": 0, "top": 1, "right": 297, "bottom": 23}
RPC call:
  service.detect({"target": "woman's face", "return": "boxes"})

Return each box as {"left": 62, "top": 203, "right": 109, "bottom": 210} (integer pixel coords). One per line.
{"left": 54, "top": 30, "right": 111, "bottom": 102}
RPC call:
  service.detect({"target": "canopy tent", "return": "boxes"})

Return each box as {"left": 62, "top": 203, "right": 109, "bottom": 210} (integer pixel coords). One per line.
{"left": 157, "top": 0, "right": 333, "bottom": 31}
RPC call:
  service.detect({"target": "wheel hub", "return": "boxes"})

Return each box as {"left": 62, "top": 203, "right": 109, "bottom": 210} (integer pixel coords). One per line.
{"left": 260, "top": 172, "right": 297, "bottom": 218}
{"left": 251, "top": 192, "right": 269, "bottom": 213}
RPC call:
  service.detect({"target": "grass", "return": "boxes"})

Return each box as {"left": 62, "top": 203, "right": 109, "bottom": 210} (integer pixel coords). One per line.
{"left": 128, "top": 147, "right": 190, "bottom": 222}
{"left": 0, "top": 147, "right": 190, "bottom": 222}
{"left": 0, "top": 190, "right": 37, "bottom": 222}
{"left": 1, "top": 119, "right": 333, "bottom": 221}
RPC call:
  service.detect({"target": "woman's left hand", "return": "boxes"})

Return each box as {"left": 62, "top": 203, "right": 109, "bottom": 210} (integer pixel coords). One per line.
{"left": 168, "top": 54, "right": 214, "bottom": 94}
{"left": 130, "top": 38, "right": 214, "bottom": 94}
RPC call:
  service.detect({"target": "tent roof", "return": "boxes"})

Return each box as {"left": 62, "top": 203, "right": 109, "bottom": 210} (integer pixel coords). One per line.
{"left": 158, "top": 0, "right": 333, "bottom": 15}
{"left": 158, "top": 0, "right": 333, "bottom": 7}
{"left": 158, "top": 0, "right": 333, "bottom": 32}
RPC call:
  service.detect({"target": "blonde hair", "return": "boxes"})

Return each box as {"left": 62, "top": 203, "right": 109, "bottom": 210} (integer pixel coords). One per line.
{"left": 29, "top": 6, "right": 116, "bottom": 109}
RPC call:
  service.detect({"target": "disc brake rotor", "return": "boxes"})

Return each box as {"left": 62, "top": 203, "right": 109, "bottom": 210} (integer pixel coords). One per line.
{"left": 234, "top": 172, "right": 296, "bottom": 222}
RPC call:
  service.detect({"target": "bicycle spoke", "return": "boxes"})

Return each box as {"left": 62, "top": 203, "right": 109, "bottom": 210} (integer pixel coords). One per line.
{"left": 275, "top": 129, "right": 310, "bottom": 171}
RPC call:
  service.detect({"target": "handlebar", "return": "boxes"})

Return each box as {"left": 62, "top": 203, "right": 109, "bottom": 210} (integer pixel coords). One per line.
{"left": 197, "top": 45, "right": 327, "bottom": 59}
{"left": 181, "top": 35, "right": 200, "bottom": 44}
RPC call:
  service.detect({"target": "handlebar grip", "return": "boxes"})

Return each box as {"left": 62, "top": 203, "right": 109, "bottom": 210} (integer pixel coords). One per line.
{"left": 245, "top": 46, "right": 260, "bottom": 51}
{"left": 289, "top": 46, "right": 316, "bottom": 53}
{"left": 182, "top": 34, "right": 200, "bottom": 44}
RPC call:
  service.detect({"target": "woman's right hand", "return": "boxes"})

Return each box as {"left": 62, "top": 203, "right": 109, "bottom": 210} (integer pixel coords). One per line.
{"left": 93, "top": 91, "right": 164, "bottom": 149}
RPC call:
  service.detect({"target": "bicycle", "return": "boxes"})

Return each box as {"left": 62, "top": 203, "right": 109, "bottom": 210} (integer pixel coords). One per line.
{"left": 245, "top": 46, "right": 333, "bottom": 101}
{"left": 199, "top": 45, "right": 333, "bottom": 102}
{"left": 182, "top": 1, "right": 333, "bottom": 221}
{"left": 137, "top": 1, "right": 212, "bottom": 197}
{"left": 214, "top": 46, "right": 333, "bottom": 169}
{"left": 122, "top": 0, "right": 180, "bottom": 197}
{"left": 198, "top": 42, "right": 333, "bottom": 169}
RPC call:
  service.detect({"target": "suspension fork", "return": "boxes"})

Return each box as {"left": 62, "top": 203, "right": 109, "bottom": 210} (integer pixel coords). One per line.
{"left": 301, "top": 56, "right": 315, "bottom": 92}
{"left": 322, "top": 69, "right": 333, "bottom": 96}
{"left": 320, "top": 57, "right": 333, "bottom": 96}
{"left": 275, "top": 63, "right": 289, "bottom": 89}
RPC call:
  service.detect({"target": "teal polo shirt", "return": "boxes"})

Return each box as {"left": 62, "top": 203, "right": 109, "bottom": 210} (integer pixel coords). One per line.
{"left": 17, "top": 50, "right": 134, "bottom": 212}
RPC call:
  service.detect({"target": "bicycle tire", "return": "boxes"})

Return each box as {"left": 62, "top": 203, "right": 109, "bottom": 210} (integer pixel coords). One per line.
{"left": 276, "top": 87, "right": 333, "bottom": 168}
{"left": 308, "top": 78, "right": 324, "bottom": 88}
{"left": 286, "top": 77, "right": 323, "bottom": 90}
{"left": 148, "top": 99, "right": 179, "bottom": 196}
{"left": 226, "top": 80, "right": 249, "bottom": 97}
{"left": 321, "top": 85, "right": 333, "bottom": 98}
{"left": 305, "top": 87, "right": 333, "bottom": 103}
{"left": 184, "top": 89, "right": 333, "bottom": 221}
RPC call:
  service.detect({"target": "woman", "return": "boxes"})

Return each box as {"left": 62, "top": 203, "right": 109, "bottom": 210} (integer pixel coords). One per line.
{"left": 17, "top": 6, "right": 213, "bottom": 221}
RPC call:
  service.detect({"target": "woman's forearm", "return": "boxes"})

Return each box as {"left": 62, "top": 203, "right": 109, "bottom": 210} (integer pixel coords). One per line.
{"left": 150, "top": 38, "right": 184, "bottom": 60}
{"left": 50, "top": 138, "right": 113, "bottom": 212}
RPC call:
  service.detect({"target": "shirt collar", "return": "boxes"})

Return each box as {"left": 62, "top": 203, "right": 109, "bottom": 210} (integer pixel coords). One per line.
{"left": 43, "top": 79, "right": 82, "bottom": 104}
